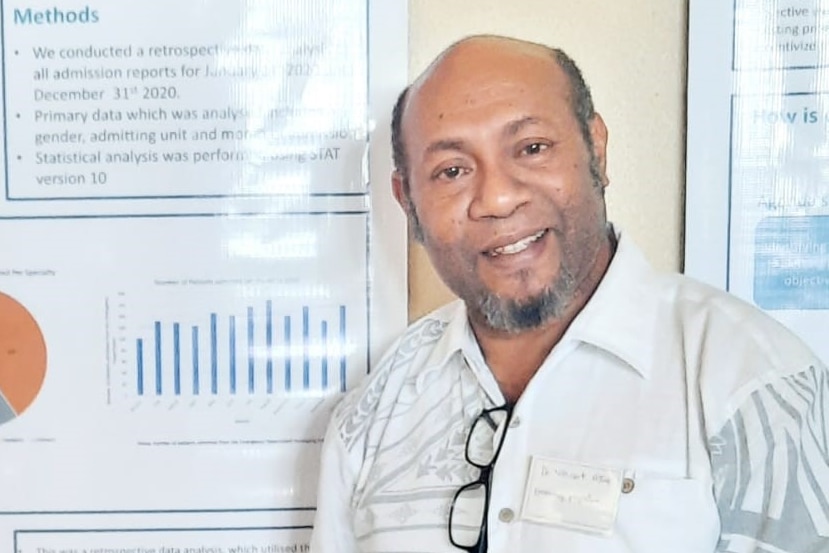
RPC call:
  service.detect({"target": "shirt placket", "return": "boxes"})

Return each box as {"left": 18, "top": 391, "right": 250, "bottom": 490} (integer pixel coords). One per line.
{"left": 483, "top": 339, "right": 581, "bottom": 553}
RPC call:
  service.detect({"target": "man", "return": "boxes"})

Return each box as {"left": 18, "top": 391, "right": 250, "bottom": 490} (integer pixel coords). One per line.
{"left": 310, "top": 35, "right": 829, "bottom": 552}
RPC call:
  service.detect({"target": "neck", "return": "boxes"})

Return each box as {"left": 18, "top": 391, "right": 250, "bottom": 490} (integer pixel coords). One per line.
{"left": 470, "top": 231, "right": 616, "bottom": 403}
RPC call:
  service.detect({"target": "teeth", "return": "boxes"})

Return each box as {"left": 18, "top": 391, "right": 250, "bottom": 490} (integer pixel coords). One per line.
{"left": 490, "top": 230, "right": 546, "bottom": 256}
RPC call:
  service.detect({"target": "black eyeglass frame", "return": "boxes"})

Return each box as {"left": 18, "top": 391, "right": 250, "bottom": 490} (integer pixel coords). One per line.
{"left": 448, "top": 404, "right": 512, "bottom": 553}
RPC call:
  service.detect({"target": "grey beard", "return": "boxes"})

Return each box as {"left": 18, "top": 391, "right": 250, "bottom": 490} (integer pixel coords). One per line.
{"left": 475, "top": 266, "right": 578, "bottom": 333}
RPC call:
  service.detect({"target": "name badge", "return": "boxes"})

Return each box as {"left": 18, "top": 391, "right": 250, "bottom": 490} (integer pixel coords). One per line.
{"left": 521, "top": 456, "right": 622, "bottom": 535}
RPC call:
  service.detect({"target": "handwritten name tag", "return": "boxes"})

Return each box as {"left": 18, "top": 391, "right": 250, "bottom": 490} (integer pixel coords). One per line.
{"left": 521, "top": 456, "right": 622, "bottom": 535}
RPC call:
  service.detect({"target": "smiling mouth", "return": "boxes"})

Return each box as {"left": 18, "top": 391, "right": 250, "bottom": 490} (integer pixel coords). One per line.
{"left": 487, "top": 229, "right": 547, "bottom": 257}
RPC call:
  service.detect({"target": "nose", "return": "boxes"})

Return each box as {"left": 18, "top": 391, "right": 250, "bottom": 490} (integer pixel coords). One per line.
{"left": 468, "top": 162, "right": 530, "bottom": 220}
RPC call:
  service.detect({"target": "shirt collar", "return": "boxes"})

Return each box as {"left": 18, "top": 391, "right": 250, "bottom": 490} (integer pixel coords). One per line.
{"left": 565, "top": 231, "right": 659, "bottom": 379}
{"left": 420, "top": 230, "right": 660, "bottom": 380}
{"left": 422, "top": 300, "right": 480, "bottom": 370}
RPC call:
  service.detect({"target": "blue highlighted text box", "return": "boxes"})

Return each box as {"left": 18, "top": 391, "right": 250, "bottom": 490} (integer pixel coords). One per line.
{"left": 754, "top": 216, "right": 829, "bottom": 310}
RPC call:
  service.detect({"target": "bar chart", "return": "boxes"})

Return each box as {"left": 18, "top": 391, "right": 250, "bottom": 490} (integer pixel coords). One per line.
{"left": 107, "top": 288, "right": 363, "bottom": 410}
{"left": 136, "top": 302, "right": 347, "bottom": 397}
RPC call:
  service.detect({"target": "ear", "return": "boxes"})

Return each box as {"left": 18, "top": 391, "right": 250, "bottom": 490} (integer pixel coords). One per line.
{"left": 391, "top": 169, "right": 409, "bottom": 212}
{"left": 589, "top": 113, "right": 610, "bottom": 189}
{"left": 392, "top": 169, "right": 426, "bottom": 243}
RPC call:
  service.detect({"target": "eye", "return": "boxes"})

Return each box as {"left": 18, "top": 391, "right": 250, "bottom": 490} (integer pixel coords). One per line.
{"left": 432, "top": 165, "right": 469, "bottom": 181}
{"left": 442, "top": 166, "right": 463, "bottom": 179}
{"left": 521, "top": 142, "right": 548, "bottom": 156}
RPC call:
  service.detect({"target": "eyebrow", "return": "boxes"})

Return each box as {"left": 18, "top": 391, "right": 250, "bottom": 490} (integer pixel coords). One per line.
{"left": 421, "top": 116, "right": 545, "bottom": 157}
{"left": 424, "top": 138, "right": 466, "bottom": 156}
{"left": 504, "top": 116, "right": 543, "bottom": 137}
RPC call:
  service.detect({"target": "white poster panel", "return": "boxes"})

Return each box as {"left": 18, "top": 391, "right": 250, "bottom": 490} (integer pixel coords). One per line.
{"left": 686, "top": 0, "right": 829, "bottom": 362}
{"left": 0, "top": 1, "right": 408, "bottom": 550}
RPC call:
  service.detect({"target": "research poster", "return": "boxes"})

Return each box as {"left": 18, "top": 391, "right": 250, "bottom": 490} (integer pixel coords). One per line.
{"left": 0, "top": 1, "right": 408, "bottom": 551}
{"left": 686, "top": 0, "right": 829, "bottom": 362}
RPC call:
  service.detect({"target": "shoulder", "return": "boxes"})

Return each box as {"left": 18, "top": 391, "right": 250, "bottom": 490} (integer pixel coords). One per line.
{"left": 603, "top": 232, "right": 817, "bottom": 379}
{"left": 654, "top": 272, "right": 825, "bottom": 428}
{"left": 660, "top": 272, "right": 817, "bottom": 371}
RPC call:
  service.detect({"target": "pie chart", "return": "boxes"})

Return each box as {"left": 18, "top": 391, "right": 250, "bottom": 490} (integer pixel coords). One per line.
{"left": 0, "top": 292, "right": 47, "bottom": 425}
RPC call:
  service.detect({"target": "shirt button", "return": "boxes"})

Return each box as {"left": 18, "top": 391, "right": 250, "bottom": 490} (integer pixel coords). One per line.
{"left": 498, "top": 508, "right": 515, "bottom": 523}
{"left": 509, "top": 416, "right": 521, "bottom": 428}
{"left": 622, "top": 478, "right": 635, "bottom": 494}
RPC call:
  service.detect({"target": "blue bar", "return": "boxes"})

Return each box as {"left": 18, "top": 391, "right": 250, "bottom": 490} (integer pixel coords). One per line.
{"left": 302, "top": 306, "right": 310, "bottom": 390}
{"left": 154, "top": 321, "right": 162, "bottom": 396}
{"left": 192, "top": 326, "right": 200, "bottom": 395}
{"left": 321, "top": 320, "right": 328, "bottom": 390}
{"left": 247, "top": 306, "right": 255, "bottom": 394}
{"left": 266, "top": 300, "right": 273, "bottom": 394}
{"left": 210, "top": 313, "right": 218, "bottom": 394}
{"left": 173, "top": 323, "right": 181, "bottom": 396}
{"left": 229, "top": 315, "right": 237, "bottom": 394}
{"left": 339, "top": 305, "right": 346, "bottom": 393}
{"left": 136, "top": 339, "right": 144, "bottom": 395}
{"left": 284, "top": 315, "right": 292, "bottom": 392}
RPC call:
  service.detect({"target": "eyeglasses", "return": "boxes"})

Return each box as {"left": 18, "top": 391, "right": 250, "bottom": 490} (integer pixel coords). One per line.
{"left": 448, "top": 405, "right": 511, "bottom": 552}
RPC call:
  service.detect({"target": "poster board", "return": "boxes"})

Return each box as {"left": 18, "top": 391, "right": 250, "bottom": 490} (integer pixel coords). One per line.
{"left": 686, "top": 0, "right": 829, "bottom": 362}
{"left": 0, "top": 1, "right": 408, "bottom": 551}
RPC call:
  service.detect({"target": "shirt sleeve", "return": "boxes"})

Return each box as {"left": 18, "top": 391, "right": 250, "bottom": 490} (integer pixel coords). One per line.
{"left": 708, "top": 364, "right": 829, "bottom": 553}
{"left": 309, "top": 416, "right": 360, "bottom": 553}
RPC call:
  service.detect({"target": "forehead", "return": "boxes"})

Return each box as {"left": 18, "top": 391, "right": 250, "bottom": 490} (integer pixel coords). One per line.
{"left": 403, "top": 40, "right": 573, "bottom": 138}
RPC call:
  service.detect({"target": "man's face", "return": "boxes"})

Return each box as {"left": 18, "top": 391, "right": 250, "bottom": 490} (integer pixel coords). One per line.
{"left": 394, "top": 40, "right": 610, "bottom": 332}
